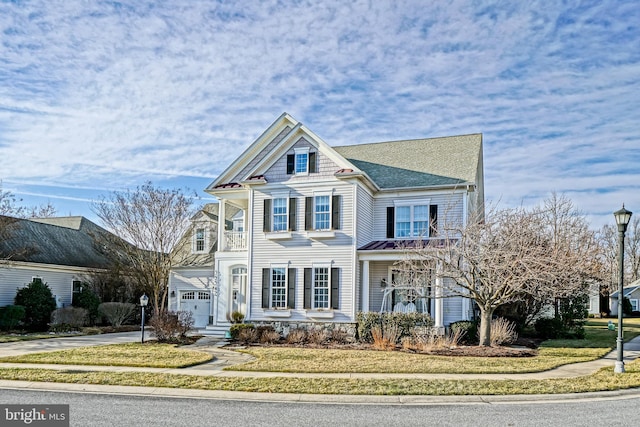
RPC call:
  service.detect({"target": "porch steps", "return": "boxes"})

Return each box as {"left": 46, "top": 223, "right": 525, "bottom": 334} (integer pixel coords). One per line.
{"left": 199, "top": 324, "right": 232, "bottom": 338}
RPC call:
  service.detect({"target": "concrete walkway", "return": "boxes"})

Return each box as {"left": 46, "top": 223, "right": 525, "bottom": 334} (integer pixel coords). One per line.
{"left": 2, "top": 333, "right": 640, "bottom": 403}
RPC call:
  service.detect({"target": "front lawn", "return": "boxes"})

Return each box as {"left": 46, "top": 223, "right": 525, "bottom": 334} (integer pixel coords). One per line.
{"left": 0, "top": 343, "right": 213, "bottom": 368}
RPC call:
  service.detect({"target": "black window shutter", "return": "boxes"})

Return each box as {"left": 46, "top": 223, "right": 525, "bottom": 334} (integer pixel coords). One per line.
{"left": 287, "top": 268, "right": 296, "bottom": 309}
{"left": 289, "top": 198, "right": 297, "bottom": 231}
{"left": 386, "top": 206, "right": 395, "bottom": 238}
{"left": 429, "top": 204, "right": 438, "bottom": 237}
{"left": 305, "top": 197, "right": 313, "bottom": 231}
{"left": 331, "top": 195, "right": 340, "bottom": 230}
{"left": 309, "top": 152, "right": 317, "bottom": 173}
{"left": 286, "top": 154, "right": 294, "bottom": 174}
{"left": 262, "top": 268, "right": 270, "bottom": 308}
{"left": 263, "top": 199, "right": 272, "bottom": 232}
{"left": 331, "top": 268, "right": 340, "bottom": 309}
{"left": 304, "top": 268, "right": 312, "bottom": 309}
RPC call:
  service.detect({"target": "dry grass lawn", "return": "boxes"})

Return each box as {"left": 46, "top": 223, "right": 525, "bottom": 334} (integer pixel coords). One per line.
{"left": 0, "top": 343, "right": 212, "bottom": 368}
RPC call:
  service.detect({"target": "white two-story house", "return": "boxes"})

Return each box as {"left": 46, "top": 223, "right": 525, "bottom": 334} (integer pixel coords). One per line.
{"left": 198, "top": 113, "right": 484, "bottom": 336}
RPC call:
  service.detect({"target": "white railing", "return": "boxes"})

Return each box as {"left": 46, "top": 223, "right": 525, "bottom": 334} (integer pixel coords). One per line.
{"left": 223, "top": 231, "right": 247, "bottom": 251}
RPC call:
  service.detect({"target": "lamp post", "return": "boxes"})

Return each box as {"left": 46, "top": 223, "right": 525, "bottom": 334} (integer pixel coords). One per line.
{"left": 140, "top": 293, "right": 149, "bottom": 344}
{"left": 614, "top": 205, "right": 632, "bottom": 373}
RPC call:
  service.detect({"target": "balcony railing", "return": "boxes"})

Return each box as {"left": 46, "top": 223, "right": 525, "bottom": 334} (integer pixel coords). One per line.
{"left": 223, "top": 231, "right": 247, "bottom": 251}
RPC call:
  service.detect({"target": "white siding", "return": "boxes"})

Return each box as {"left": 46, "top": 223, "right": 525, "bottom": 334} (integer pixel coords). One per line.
{"left": 250, "top": 178, "right": 356, "bottom": 322}
{"left": 372, "top": 192, "right": 465, "bottom": 240}
{"left": 355, "top": 185, "right": 375, "bottom": 248}
{"left": 0, "top": 264, "right": 83, "bottom": 307}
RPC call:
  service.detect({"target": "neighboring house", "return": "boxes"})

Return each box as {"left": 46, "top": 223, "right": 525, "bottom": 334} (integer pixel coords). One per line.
{"left": 610, "top": 279, "right": 640, "bottom": 316}
{"left": 167, "top": 203, "right": 240, "bottom": 330}
{"left": 198, "top": 112, "right": 484, "bottom": 336}
{"left": 0, "top": 216, "right": 117, "bottom": 308}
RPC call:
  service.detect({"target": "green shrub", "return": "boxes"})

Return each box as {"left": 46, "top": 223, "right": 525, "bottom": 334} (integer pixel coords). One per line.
{"left": 72, "top": 287, "right": 101, "bottom": 325}
{"left": 0, "top": 305, "right": 26, "bottom": 331}
{"left": 534, "top": 317, "right": 564, "bottom": 339}
{"left": 449, "top": 320, "right": 479, "bottom": 345}
{"left": 356, "top": 311, "right": 433, "bottom": 343}
{"left": 229, "top": 323, "right": 255, "bottom": 340}
{"left": 231, "top": 311, "right": 245, "bottom": 323}
{"left": 14, "top": 280, "right": 57, "bottom": 331}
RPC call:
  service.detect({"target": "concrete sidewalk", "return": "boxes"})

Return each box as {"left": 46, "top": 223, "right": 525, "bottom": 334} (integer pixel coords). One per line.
{"left": 2, "top": 332, "right": 640, "bottom": 403}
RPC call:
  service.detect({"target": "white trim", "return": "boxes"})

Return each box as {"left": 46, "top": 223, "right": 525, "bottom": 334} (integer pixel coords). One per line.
{"left": 265, "top": 231, "right": 292, "bottom": 240}
{"left": 306, "top": 310, "right": 334, "bottom": 319}
{"left": 264, "top": 309, "right": 292, "bottom": 318}
{"left": 307, "top": 230, "right": 335, "bottom": 239}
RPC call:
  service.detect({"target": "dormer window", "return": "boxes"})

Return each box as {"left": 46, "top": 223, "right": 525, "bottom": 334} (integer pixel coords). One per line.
{"left": 193, "top": 227, "right": 207, "bottom": 253}
{"left": 286, "top": 148, "right": 317, "bottom": 175}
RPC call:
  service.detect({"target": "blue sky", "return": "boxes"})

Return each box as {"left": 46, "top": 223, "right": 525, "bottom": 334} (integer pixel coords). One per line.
{"left": 1, "top": 0, "right": 638, "bottom": 229}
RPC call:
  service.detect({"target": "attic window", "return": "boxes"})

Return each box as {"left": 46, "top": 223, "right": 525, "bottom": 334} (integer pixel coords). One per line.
{"left": 193, "top": 227, "right": 206, "bottom": 253}
{"left": 287, "top": 148, "right": 317, "bottom": 175}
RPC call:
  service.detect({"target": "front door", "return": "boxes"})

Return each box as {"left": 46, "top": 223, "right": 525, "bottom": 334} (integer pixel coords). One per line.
{"left": 231, "top": 266, "right": 247, "bottom": 316}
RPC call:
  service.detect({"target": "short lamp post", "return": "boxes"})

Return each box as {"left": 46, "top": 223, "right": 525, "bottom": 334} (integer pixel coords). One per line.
{"left": 140, "top": 293, "right": 149, "bottom": 344}
{"left": 614, "top": 205, "right": 632, "bottom": 373}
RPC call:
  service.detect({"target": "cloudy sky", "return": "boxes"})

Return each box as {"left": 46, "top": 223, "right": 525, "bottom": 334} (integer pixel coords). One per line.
{"left": 1, "top": 0, "right": 638, "bottom": 228}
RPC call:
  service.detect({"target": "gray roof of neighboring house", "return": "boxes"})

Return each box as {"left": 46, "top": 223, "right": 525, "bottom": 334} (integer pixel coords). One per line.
{"left": 0, "top": 216, "right": 115, "bottom": 269}
{"left": 333, "top": 133, "right": 482, "bottom": 189}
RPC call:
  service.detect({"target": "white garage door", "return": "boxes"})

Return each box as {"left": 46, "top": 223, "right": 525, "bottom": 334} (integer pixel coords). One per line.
{"left": 180, "top": 291, "right": 211, "bottom": 328}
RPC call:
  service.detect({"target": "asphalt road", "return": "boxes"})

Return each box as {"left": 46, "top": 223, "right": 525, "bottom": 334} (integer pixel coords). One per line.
{"left": 2, "top": 388, "right": 640, "bottom": 427}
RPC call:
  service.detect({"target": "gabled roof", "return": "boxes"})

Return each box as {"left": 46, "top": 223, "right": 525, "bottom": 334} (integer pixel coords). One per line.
{"left": 333, "top": 134, "right": 482, "bottom": 189}
{"left": 206, "top": 113, "right": 483, "bottom": 193}
{"left": 0, "top": 216, "right": 116, "bottom": 269}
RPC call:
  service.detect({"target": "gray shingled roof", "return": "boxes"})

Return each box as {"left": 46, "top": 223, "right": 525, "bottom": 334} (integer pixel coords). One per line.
{"left": 0, "top": 216, "right": 115, "bottom": 269}
{"left": 333, "top": 134, "right": 482, "bottom": 189}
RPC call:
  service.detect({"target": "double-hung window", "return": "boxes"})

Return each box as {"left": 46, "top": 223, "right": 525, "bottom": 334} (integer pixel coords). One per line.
{"left": 387, "top": 201, "right": 437, "bottom": 238}
{"left": 272, "top": 198, "right": 288, "bottom": 232}
{"left": 314, "top": 195, "right": 331, "bottom": 230}
{"left": 286, "top": 147, "right": 317, "bottom": 175}
{"left": 261, "top": 266, "right": 296, "bottom": 309}
{"left": 263, "top": 192, "right": 296, "bottom": 234}
{"left": 304, "top": 266, "right": 339, "bottom": 310}
{"left": 305, "top": 192, "right": 340, "bottom": 232}
{"left": 312, "top": 267, "right": 330, "bottom": 309}
{"left": 270, "top": 267, "right": 287, "bottom": 308}
{"left": 194, "top": 227, "right": 206, "bottom": 252}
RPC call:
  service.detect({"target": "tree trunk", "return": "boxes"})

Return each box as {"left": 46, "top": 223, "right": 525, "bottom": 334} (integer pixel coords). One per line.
{"left": 478, "top": 306, "right": 494, "bottom": 347}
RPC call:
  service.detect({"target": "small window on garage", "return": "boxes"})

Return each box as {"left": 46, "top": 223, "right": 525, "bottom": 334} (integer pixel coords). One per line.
{"left": 181, "top": 291, "right": 195, "bottom": 300}
{"left": 198, "top": 292, "right": 211, "bottom": 300}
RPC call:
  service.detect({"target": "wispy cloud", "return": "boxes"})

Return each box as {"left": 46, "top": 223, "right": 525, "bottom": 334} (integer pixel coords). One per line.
{"left": 0, "top": 0, "right": 638, "bottom": 228}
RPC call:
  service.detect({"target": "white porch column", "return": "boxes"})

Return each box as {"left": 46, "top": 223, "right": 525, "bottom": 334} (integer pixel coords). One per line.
{"left": 435, "top": 262, "right": 444, "bottom": 330}
{"left": 218, "top": 199, "right": 226, "bottom": 251}
{"left": 361, "top": 260, "right": 370, "bottom": 312}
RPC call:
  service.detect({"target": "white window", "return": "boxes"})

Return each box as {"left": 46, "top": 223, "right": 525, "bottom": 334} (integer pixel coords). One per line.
{"left": 313, "top": 267, "right": 330, "bottom": 309}
{"left": 314, "top": 195, "right": 331, "bottom": 230}
{"left": 631, "top": 299, "right": 639, "bottom": 312}
{"left": 271, "top": 267, "right": 287, "bottom": 308}
{"left": 181, "top": 291, "right": 195, "bottom": 300}
{"left": 395, "top": 202, "right": 431, "bottom": 237}
{"left": 294, "top": 147, "right": 310, "bottom": 175}
{"left": 194, "top": 227, "right": 206, "bottom": 252}
{"left": 272, "top": 197, "right": 288, "bottom": 232}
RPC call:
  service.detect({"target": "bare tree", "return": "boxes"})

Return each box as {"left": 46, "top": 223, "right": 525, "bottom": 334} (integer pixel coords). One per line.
{"left": 92, "top": 182, "right": 197, "bottom": 316}
{"left": 625, "top": 217, "right": 640, "bottom": 282}
{"left": 397, "top": 194, "right": 600, "bottom": 346}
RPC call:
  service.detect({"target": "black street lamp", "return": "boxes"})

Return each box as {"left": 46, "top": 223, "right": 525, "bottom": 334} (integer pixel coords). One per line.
{"left": 140, "top": 294, "right": 149, "bottom": 344}
{"left": 614, "top": 205, "right": 632, "bottom": 373}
